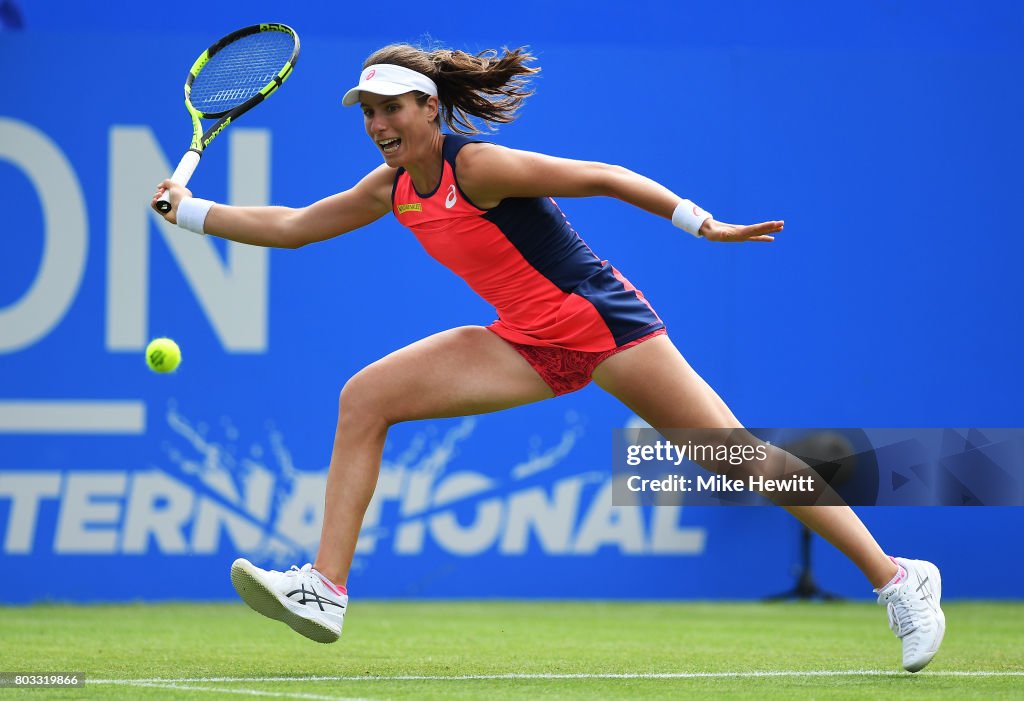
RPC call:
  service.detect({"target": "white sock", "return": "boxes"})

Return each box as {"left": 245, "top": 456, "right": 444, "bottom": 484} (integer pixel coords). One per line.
{"left": 875, "top": 556, "right": 907, "bottom": 593}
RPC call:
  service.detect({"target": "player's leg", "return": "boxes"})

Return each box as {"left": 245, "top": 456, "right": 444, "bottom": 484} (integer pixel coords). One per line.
{"left": 591, "top": 333, "right": 944, "bottom": 671}
{"left": 232, "top": 326, "right": 553, "bottom": 642}
{"left": 591, "top": 334, "right": 895, "bottom": 583}
{"left": 313, "top": 325, "right": 553, "bottom": 586}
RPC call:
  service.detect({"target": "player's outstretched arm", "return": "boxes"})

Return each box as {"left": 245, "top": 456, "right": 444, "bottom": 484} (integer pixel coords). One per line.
{"left": 151, "top": 164, "right": 395, "bottom": 248}
{"left": 456, "top": 144, "right": 783, "bottom": 243}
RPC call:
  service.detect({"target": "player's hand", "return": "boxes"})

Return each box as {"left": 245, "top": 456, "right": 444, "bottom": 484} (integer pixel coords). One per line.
{"left": 151, "top": 180, "right": 193, "bottom": 224}
{"left": 699, "top": 218, "right": 783, "bottom": 243}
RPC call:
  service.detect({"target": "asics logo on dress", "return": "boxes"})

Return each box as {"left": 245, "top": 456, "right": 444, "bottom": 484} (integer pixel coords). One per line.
{"left": 397, "top": 202, "right": 422, "bottom": 214}
{"left": 445, "top": 184, "right": 457, "bottom": 209}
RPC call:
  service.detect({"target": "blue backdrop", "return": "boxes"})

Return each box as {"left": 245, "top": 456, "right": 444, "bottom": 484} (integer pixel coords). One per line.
{"left": 1, "top": 1, "right": 1022, "bottom": 603}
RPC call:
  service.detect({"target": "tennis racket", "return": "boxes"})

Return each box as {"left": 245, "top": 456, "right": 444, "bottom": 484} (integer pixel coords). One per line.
{"left": 156, "top": 23, "right": 300, "bottom": 213}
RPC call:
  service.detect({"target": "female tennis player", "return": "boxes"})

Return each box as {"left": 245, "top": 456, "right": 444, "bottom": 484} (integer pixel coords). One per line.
{"left": 153, "top": 44, "right": 944, "bottom": 672}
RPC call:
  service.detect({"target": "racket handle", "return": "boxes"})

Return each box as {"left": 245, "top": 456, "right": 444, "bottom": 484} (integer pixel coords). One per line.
{"left": 156, "top": 150, "right": 202, "bottom": 213}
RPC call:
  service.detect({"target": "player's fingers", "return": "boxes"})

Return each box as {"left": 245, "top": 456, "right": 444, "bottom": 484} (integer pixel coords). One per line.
{"left": 746, "top": 220, "right": 784, "bottom": 235}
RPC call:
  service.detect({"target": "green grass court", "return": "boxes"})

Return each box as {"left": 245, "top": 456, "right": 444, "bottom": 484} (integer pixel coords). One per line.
{"left": 1, "top": 601, "right": 1022, "bottom": 699}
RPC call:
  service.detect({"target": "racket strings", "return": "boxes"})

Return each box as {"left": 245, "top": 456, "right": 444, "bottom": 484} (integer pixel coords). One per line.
{"left": 190, "top": 31, "right": 295, "bottom": 115}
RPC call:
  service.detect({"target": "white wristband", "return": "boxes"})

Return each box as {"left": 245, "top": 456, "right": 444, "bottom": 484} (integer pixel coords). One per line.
{"left": 671, "top": 199, "right": 713, "bottom": 238}
{"left": 176, "top": 197, "right": 215, "bottom": 235}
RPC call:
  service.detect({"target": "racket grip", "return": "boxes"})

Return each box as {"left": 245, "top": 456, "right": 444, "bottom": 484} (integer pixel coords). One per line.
{"left": 156, "top": 150, "right": 202, "bottom": 214}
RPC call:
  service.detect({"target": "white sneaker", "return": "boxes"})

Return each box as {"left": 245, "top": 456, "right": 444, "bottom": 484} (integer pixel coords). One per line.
{"left": 876, "top": 557, "right": 945, "bottom": 672}
{"left": 230, "top": 558, "right": 347, "bottom": 643}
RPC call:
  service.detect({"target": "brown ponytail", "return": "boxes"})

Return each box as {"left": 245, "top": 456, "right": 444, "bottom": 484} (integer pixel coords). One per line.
{"left": 361, "top": 44, "right": 539, "bottom": 135}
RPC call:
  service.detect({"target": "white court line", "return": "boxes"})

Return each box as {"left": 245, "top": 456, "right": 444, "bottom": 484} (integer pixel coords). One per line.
{"left": 90, "top": 670, "right": 1024, "bottom": 683}
{"left": 0, "top": 400, "right": 145, "bottom": 434}
{"left": 130, "top": 681, "right": 382, "bottom": 701}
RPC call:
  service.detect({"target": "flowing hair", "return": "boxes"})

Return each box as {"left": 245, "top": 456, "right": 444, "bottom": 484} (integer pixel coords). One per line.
{"left": 361, "top": 44, "right": 540, "bottom": 134}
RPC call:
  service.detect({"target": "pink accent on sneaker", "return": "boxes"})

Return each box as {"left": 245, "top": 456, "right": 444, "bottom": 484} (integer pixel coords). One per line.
{"left": 314, "top": 571, "right": 346, "bottom": 596}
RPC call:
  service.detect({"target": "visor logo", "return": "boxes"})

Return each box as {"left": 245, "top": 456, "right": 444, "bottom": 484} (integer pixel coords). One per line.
{"left": 366, "top": 69, "right": 376, "bottom": 80}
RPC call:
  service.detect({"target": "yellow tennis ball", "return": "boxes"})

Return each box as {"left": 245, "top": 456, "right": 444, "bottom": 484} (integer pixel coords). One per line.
{"left": 146, "top": 337, "right": 181, "bottom": 373}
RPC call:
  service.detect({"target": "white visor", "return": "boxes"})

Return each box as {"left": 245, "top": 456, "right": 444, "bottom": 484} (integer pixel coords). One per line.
{"left": 341, "top": 63, "right": 439, "bottom": 107}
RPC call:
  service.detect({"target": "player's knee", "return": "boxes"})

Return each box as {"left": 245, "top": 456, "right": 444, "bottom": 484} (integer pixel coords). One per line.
{"left": 337, "top": 368, "right": 393, "bottom": 431}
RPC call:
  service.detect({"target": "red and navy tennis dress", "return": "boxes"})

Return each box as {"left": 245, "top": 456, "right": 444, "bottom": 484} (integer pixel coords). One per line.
{"left": 391, "top": 134, "right": 666, "bottom": 392}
